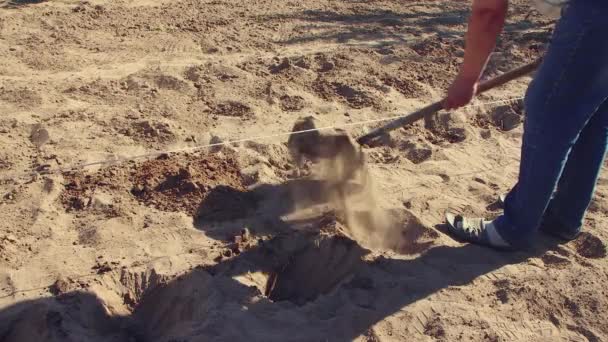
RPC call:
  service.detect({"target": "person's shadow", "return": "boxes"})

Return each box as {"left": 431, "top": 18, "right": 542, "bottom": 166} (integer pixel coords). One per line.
{"left": 192, "top": 177, "right": 366, "bottom": 241}
{"left": 0, "top": 178, "right": 561, "bottom": 342}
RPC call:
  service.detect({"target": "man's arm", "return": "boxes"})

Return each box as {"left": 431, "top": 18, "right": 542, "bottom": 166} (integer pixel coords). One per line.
{"left": 444, "top": 0, "right": 509, "bottom": 110}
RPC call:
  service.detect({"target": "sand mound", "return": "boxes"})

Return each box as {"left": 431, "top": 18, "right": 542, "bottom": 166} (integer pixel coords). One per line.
{"left": 0, "top": 292, "right": 129, "bottom": 342}
{"left": 61, "top": 151, "right": 247, "bottom": 216}
{"left": 574, "top": 232, "right": 607, "bottom": 259}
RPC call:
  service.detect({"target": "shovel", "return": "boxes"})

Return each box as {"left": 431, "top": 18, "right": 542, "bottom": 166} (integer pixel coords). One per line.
{"left": 356, "top": 58, "right": 542, "bottom": 145}
{"left": 287, "top": 59, "right": 542, "bottom": 181}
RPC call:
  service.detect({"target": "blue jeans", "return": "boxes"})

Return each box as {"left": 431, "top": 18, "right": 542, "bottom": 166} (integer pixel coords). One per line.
{"left": 494, "top": 0, "right": 608, "bottom": 248}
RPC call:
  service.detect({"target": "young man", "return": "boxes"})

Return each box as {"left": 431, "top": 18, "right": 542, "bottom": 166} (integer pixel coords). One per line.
{"left": 444, "top": 0, "right": 608, "bottom": 250}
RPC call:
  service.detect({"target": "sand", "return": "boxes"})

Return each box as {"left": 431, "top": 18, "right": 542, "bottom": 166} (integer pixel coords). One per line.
{"left": 1, "top": 0, "right": 607, "bottom": 341}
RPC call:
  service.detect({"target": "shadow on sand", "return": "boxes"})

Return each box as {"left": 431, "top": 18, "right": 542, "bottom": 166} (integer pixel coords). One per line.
{"left": 0, "top": 178, "right": 562, "bottom": 341}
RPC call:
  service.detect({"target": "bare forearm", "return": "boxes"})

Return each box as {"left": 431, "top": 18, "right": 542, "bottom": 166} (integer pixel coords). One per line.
{"left": 460, "top": 0, "right": 508, "bottom": 82}
{"left": 444, "top": 0, "right": 508, "bottom": 110}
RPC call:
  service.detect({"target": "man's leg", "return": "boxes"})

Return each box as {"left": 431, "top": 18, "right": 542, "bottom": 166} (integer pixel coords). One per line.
{"left": 542, "top": 100, "right": 608, "bottom": 239}
{"left": 493, "top": 1, "right": 608, "bottom": 248}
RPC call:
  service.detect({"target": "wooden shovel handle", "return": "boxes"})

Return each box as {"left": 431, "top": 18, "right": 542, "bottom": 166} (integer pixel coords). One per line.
{"left": 356, "top": 58, "right": 542, "bottom": 145}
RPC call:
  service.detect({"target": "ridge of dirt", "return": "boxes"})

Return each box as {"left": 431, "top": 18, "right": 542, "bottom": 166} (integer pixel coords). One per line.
{"left": 61, "top": 151, "right": 248, "bottom": 216}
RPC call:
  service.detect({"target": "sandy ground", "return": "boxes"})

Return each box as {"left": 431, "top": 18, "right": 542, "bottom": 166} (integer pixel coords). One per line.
{"left": 1, "top": 0, "right": 607, "bottom": 341}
